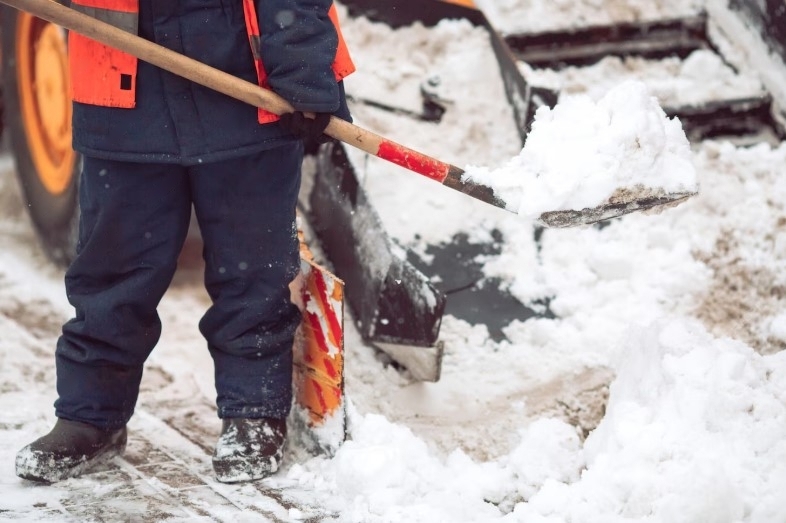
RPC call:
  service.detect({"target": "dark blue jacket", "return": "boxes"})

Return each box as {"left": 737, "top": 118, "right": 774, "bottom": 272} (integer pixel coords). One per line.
{"left": 72, "top": 0, "right": 351, "bottom": 165}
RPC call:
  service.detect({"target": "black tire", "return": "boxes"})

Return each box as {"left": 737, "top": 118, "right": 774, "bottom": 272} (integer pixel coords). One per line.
{"left": 2, "top": 7, "right": 79, "bottom": 267}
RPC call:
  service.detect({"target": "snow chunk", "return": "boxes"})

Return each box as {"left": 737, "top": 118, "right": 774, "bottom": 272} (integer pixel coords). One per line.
{"left": 464, "top": 80, "right": 698, "bottom": 218}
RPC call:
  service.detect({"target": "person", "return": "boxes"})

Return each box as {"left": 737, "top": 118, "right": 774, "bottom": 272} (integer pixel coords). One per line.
{"left": 14, "top": 0, "right": 353, "bottom": 484}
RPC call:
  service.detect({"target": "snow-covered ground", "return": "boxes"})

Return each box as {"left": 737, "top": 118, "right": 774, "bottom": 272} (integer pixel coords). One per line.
{"left": 520, "top": 50, "right": 765, "bottom": 108}
{"left": 474, "top": 0, "right": 705, "bottom": 34}
{"left": 2, "top": 1, "right": 786, "bottom": 522}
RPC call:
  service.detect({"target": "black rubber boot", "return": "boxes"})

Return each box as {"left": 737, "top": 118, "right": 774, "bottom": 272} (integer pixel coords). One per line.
{"left": 15, "top": 419, "right": 127, "bottom": 483}
{"left": 212, "top": 417, "right": 287, "bottom": 483}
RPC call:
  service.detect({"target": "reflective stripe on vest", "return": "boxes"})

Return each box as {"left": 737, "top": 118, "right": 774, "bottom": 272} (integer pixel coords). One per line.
{"left": 69, "top": 1, "right": 355, "bottom": 123}
{"left": 241, "top": 1, "right": 355, "bottom": 123}
{"left": 69, "top": 0, "right": 139, "bottom": 108}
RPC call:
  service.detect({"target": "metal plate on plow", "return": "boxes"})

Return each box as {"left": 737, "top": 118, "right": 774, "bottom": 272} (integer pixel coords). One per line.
{"left": 407, "top": 230, "right": 556, "bottom": 343}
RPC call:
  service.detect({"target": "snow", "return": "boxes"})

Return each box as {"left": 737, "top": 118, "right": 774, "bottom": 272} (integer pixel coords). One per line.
{"left": 520, "top": 49, "right": 766, "bottom": 108}
{"left": 463, "top": 80, "right": 698, "bottom": 216}
{"left": 2, "top": 2, "right": 786, "bottom": 522}
{"left": 474, "top": 0, "right": 705, "bottom": 34}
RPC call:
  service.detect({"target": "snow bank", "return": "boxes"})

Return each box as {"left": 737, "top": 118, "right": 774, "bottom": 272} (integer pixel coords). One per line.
{"left": 512, "top": 320, "right": 786, "bottom": 523}
{"left": 464, "top": 81, "right": 698, "bottom": 217}
{"left": 287, "top": 320, "right": 786, "bottom": 523}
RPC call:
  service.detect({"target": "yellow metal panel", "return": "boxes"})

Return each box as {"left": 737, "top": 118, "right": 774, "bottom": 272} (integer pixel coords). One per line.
{"left": 441, "top": 0, "right": 475, "bottom": 6}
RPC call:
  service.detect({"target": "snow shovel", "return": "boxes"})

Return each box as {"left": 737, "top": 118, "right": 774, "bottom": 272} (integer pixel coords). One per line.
{"left": 2, "top": 0, "right": 694, "bottom": 227}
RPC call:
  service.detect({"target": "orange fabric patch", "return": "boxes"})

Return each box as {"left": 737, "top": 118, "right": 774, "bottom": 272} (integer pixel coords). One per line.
{"left": 243, "top": 0, "right": 356, "bottom": 123}
{"left": 69, "top": 32, "right": 137, "bottom": 108}
{"left": 329, "top": 4, "right": 356, "bottom": 80}
{"left": 68, "top": 0, "right": 138, "bottom": 108}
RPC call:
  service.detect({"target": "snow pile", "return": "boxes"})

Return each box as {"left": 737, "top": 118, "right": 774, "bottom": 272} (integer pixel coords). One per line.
{"left": 287, "top": 320, "right": 786, "bottom": 523}
{"left": 510, "top": 320, "right": 786, "bottom": 522}
{"left": 288, "top": 409, "right": 578, "bottom": 522}
{"left": 573, "top": 321, "right": 786, "bottom": 523}
{"left": 288, "top": 127, "right": 786, "bottom": 523}
{"left": 464, "top": 81, "right": 698, "bottom": 217}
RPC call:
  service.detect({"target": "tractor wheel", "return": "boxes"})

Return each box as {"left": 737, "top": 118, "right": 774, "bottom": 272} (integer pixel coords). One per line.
{"left": 2, "top": 7, "right": 79, "bottom": 267}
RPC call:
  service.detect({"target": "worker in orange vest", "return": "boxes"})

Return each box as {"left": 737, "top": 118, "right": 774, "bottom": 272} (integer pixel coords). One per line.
{"left": 15, "top": 0, "right": 354, "bottom": 484}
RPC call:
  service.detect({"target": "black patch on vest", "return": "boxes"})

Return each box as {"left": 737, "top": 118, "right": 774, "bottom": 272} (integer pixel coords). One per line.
{"left": 120, "top": 74, "right": 133, "bottom": 90}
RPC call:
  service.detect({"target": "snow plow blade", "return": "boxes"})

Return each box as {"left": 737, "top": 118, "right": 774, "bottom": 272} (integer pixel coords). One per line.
{"left": 305, "top": 0, "right": 549, "bottom": 379}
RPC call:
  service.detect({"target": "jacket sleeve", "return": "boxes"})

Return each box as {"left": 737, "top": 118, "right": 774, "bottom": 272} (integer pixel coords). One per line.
{"left": 257, "top": 0, "right": 340, "bottom": 113}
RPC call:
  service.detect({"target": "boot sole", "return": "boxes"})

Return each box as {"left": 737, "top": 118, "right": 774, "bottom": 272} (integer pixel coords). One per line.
{"left": 16, "top": 430, "right": 128, "bottom": 483}
{"left": 213, "top": 454, "right": 281, "bottom": 483}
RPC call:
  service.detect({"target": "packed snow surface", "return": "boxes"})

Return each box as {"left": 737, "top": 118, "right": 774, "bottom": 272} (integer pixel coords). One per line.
{"left": 463, "top": 81, "right": 698, "bottom": 216}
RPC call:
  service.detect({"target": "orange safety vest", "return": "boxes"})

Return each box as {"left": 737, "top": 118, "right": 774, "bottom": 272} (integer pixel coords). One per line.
{"left": 68, "top": 0, "right": 355, "bottom": 123}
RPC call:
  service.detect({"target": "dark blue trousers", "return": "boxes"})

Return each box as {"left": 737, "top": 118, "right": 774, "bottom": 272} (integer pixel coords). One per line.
{"left": 54, "top": 143, "right": 304, "bottom": 429}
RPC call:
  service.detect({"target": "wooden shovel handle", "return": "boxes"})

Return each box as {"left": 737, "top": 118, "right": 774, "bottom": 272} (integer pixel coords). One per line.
{"left": 1, "top": 0, "right": 506, "bottom": 208}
